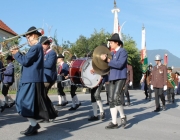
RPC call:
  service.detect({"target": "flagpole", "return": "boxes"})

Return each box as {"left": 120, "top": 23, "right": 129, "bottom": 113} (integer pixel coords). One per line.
{"left": 141, "top": 24, "right": 148, "bottom": 73}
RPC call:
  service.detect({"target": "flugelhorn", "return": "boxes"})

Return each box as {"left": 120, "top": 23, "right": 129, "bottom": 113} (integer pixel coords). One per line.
{"left": 0, "top": 28, "right": 44, "bottom": 45}
{"left": 0, "top": 43, "right": 28, "bottom": 56}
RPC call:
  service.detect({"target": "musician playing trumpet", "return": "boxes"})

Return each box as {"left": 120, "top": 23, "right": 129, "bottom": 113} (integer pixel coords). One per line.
{"left": 167, "top": 67, "right": 177, "bottom": 103}
{"left": 11, "top": 26, "right": 57, "bottom": 136}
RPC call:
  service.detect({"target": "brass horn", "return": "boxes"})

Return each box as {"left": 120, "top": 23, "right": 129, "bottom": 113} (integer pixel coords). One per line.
{"left": 0, "top": 43, "right": 28, "bottom": 56}
{"left": 0, "top": 28, "right": 44, "bottom": 45}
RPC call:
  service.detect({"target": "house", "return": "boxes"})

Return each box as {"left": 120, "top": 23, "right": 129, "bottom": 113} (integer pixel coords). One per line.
{"left": 0, "top": 20, "right": 17, "bottom": 39}
{"left": 0, "top": 20, "right": 17, "bottom": 52}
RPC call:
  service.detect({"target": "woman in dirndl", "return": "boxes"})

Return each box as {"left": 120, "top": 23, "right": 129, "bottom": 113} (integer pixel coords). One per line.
{"left": 11, "top": 26, "right": 57, "bottom": 136}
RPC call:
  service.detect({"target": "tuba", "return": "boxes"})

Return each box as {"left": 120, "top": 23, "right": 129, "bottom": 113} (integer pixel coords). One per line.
{"left": 62, "top": 50, "right": 72, "bottom": 65}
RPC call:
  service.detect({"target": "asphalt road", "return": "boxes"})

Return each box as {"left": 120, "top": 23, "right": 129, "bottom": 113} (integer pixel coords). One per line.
{"left": 0, "top": 90, "right": 180, "bottom": 140}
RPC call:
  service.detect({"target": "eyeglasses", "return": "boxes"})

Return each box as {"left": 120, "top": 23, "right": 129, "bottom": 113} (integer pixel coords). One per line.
{"left": 26, "top": 35, "right": 32, "bottom": 40}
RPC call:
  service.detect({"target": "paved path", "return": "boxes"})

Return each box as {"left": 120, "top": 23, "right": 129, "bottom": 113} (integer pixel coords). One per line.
{"left": 0, "top": 90, "right": 180, "bottom": 140}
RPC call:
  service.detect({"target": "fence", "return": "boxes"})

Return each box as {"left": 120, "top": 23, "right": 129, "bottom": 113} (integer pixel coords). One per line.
{"left": 0, "top": 76, "right": 89, "bottom": 93}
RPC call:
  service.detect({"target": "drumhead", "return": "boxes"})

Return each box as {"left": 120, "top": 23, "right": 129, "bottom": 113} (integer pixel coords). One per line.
{"left": 81, "top": 59, "right": 102, "bottom": 88}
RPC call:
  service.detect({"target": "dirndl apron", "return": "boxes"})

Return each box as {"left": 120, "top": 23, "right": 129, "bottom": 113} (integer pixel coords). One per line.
{"left": 16, "top": 82, "right": 57, "bottom": 120}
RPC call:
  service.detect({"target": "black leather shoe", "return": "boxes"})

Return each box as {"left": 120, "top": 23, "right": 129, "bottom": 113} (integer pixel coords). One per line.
{"left": 61, "top": 101, "right": 68, "bottom": 106}
{"left": 75, "top": 102, "right": 81, "bottom": 109}
{"left": 100, "top": 112, "right": 105, "bottom": 120}
{"left": 56, "top": 104, "right": 63, "bottom": 106}
{"left": 9, "top": 101, "right": 15, "bottom": 108}
{"left": 121, "top": 115, "right": 127, "bottom": 128}
{"left": 105, "top": 102, "right": 109, "bottom": 105}
{"left": 5, "top": 103, "right": 11, "bottom": 108}
{"left": 68, "top": 107, "right": 77, "bottom": 111}
{"left": 154, "top": 108, "right": 160, "bottom": 112}
{"left": 0, "top": 106, "right": 5, "bottom": 112}
{"left": 20, "top": 125, "right": 38, "bottom": 135}
{"left": 88, "top": 116, "right": 99, "bottom": 121}
{"left": 105, "top": 122, "right": 118, "bottom": 129}
{"left": 24, "top": 123, "right": 40, "bottom": 136}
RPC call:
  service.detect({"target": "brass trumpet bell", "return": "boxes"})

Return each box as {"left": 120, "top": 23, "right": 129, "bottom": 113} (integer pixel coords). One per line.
{"left": 92, "top": 45, "right": 112, "bottom": 71}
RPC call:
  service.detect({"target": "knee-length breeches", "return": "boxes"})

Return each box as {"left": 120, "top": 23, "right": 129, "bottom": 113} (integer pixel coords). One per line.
{"left": 109, "top": 79, "right": 126, "bottom": 108}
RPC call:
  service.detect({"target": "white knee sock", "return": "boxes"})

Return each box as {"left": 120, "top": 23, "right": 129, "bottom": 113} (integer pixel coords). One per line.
{"left": 110, "top": 107, "right": 118, "bottom": 124}
{"left": 116, "top": 105, "right": 125, "bottom": 118}
{"left": 7, "top": 95, "right": 14, "bottom": 103}
{"left": 4, "top": 96, "right": 9, "bottom": 104}
{"left": 62, "top": 96, "right": 67, "bottom": 102}
{"left": 73, "top": 95, "right": 79, "bottom": 104}
{"left": 71, "top": 97, "right": 76, "bottom": 108}
{"left": 58, "top": 95, "right": 62, "bottom": 104}
{"left": 92, "top": 102, "right": 98, "bottom": 117}
{"left": 27, "top": 118, "right": 37, "bottom": 126}
{"left": 0, "top": 99, "right": 5, "bottom": 106}
{"left": 97, "top": 100, "right": 104, "bottom": 113}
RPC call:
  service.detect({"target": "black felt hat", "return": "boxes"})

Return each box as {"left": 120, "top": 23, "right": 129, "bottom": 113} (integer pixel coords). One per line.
{"left": 57, "top": 54, "right": 64, "bottom": 58}
{"left": 167, "top": 67, "right": 172, "bottom": 70}
{"left": 107, "top": 33, "right": 123, "bottom": 45}
{"left": 175, "top": 71, "right": 180, "bottom": 75}
{"left": 6, "top": 55, "right": 14, "bottom": 60}
{"left": 23, "top": 26, "right": 42, "bottom": 37}
{"left": 70, "top": 55, "right": 76, "bottom": 61}
{"left": 40, "top": 36, "right": 51, "bottom": 44}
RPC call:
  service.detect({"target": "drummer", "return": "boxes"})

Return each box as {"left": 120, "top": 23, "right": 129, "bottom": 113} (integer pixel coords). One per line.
{"left": 56, "top": 54, "right": 69, "bottom": 106}
{"left": 65, "top": 55, "right": 81, "bottom": 111}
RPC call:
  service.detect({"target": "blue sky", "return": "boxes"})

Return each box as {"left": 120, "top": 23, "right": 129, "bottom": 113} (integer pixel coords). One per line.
{"left": 1, "top": 0, "right": 180, "bottom": 57}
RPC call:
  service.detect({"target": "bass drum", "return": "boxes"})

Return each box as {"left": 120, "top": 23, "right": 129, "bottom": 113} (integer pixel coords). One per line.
{"left": 69, "top": 58, "right": 102, "bottom": 88}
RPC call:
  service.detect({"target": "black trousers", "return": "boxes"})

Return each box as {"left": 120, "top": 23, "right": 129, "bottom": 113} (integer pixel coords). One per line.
{"left": 167, "top": 87, "right": 175, "bottom": 101}
{"left": 70, "top": 85, "right": 77, "bottom": 98}
{"left": 57, "top": 82, "right": 65, "bottom": 96}
{"left": 148, "top": 85, "right": 152, "bottom": 99}
{"left": 144, "top": 82, "right": 148, "bottom": 98}
{"left": 2, "top": 83, "right": 13, "bottom": 96}
{"left": 90, "top": 82, "right": 103, "bottom": 103}
{"left": 109, "top": 79, "right": 126, "bottom": 108}
{"left": 154, "top": 88, "right": 165, "bottom": 108}
{"left": 121, "top": 83, "right": 130, "bottom": 104}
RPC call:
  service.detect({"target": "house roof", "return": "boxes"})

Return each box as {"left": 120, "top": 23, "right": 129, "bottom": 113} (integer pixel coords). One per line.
{"left": 0, "top": 20, "right": 17, "bottom": 36}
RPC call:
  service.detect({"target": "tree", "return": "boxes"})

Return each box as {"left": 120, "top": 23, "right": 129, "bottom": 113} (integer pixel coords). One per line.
{"left": 70, "top": 35, "right": 88, "bottom": 57}
{"left": 123, "top": 34, "right": 141, "bottom": 88}
{"left": 70, "top": 29, "right": 111, "bottom": 57}
{"left": 88, "top": 29, "right": 111, "bottom": 51}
